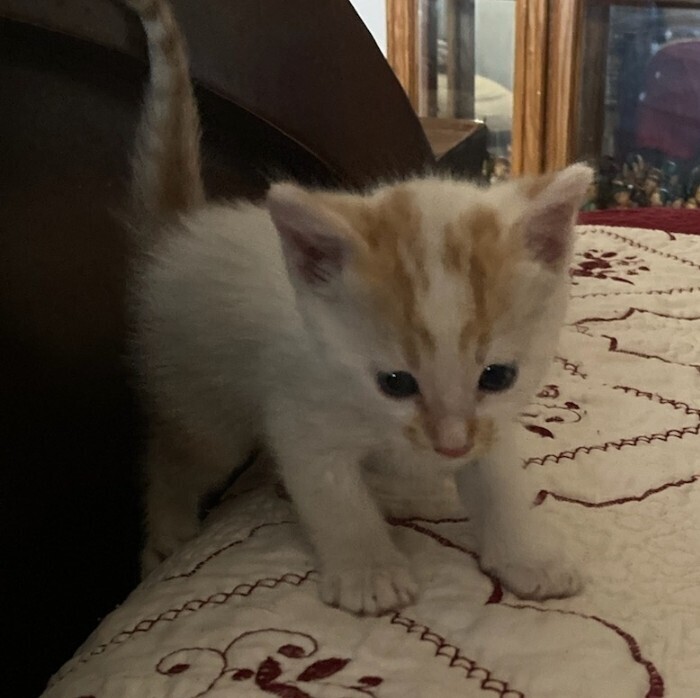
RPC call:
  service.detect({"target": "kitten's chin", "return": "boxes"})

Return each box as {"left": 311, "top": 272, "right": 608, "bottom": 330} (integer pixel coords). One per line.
{"left": 402, "top": 441, "right": 481, "bottom": 472}
{"left": 428, "top": 448, "right": 481, "bottom": 470}
{"left": 436, "top": 432, "right": 499, "bottom": 468}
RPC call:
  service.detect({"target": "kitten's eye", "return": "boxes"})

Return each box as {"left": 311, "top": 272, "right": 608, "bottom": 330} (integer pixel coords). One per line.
{"left": 478, "top": 364, "right": 518, "bottom": 392}
{"left": 377, "top": 371, "right": 420, "bottom": 399}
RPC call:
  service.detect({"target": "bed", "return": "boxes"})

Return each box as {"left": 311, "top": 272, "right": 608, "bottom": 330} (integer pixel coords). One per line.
{"left": 42, "top": 221, "right": 700, "bottom": 698}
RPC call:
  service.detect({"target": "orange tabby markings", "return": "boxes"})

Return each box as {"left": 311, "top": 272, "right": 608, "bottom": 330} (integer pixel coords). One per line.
{"left": 461, "top": 206, "right": 523, "bottom": 352}
{"left": 316, "top": 188, "right": 436, "bottom": 366}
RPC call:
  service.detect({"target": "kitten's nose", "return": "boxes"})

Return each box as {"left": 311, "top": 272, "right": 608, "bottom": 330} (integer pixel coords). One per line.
{"left": 434, "top": 445, "right": 470, "bottom": 459}
{"left": 431, "top": 415, "right": 471, "bottom": 459}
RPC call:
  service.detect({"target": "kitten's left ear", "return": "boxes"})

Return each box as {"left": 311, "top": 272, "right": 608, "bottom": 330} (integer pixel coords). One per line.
{"left": 267, "top": 183, "right": 355, "bottom": 291}
{"left": 519, "top": 163, "right": 593, "bottom": 268}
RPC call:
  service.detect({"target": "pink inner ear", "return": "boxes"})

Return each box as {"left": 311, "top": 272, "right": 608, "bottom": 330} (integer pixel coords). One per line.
{"left": 284, "top": 227, "right": 345, "bottom": 285}
{"left": 525, "top": 202, "right": 575, "bottom": 267}
{"left": 267, "top": 185, "right": 350, "bottom": 287}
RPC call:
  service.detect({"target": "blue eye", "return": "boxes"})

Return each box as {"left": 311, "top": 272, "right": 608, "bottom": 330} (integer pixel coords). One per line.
{"left": 377, "top": 371, "right": 419, "bottom": 399}
{"left": 478, "top": 364, "right": 518, "bottom": 392}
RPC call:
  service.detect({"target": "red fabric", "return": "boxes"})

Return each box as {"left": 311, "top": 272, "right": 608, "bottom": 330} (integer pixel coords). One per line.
{"left": 578, "top": 208, "right": 700, "bottom": 234}
{"left": 635, "top": 40, "right": 700, "bottom": 160}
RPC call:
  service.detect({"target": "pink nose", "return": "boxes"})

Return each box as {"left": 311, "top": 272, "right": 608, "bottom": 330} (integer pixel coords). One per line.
{"left": 434, "top": 445, "right": 470, "bottom": 459}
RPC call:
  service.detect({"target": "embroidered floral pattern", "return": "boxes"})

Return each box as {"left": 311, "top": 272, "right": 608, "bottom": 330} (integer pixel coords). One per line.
{"left": 155, "top": 629, "right": 383, "bottom": 697}
{"left": 520, "top": 384, "right": 584, "bottom": 439}
{"left": 571, "top": 249, "right": 650, "bottom": 285}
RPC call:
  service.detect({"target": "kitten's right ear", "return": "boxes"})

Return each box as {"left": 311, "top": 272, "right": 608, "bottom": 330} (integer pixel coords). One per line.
{"left": 267, "top": 184, "right": 354, "bottom": 290}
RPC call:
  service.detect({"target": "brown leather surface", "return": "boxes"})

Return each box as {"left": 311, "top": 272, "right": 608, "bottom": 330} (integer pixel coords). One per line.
{"left": 0, "top": 0, "right": 435, "bottom": 187}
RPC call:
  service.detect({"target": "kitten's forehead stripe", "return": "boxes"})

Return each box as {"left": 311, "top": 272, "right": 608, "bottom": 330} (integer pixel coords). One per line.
{"left": 315, "top": 186, "right": 523, "bottom": 368}
{"left": 454, "top": 205, "right": 523, "bottom": 352}
{"left": 318, "top": 187, "right": 437, "bottom": 365}
{"left": 442, "top": 221, "right": 468, "bottom": 274}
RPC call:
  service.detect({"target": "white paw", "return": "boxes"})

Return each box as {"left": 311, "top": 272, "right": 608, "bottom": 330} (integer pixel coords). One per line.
{"left": 480, "top": 538, "right": 583, "bottom": 600}
{"left": 319, "top": 556, "right": 419, "bottom": 615}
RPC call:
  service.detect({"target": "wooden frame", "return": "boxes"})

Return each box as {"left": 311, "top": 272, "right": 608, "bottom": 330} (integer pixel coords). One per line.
{"left": 511, "top": 0, "right": 548, "bottom": 175}
{"left": 386, "top": 0, "right": 552, "bottom": 175}
{"left": 386, "top": 0, "right": 419, "bottom": 109}
{"left": 514, "top": 0, "right": 700, "bottom": 171}
{"left": 444, "top": 0, "right": 475, "bottom": 118}
{"left": 574, "top": 1, "right": 610, "bottom": 163}
{"left": 511, "top": 0, "right": 587, "bottom": 174}
{"left": 383, "top": 0, "right": 601, "bottom": 175}
{"left": 386, "top": 0, "right": 700, "bottom": 174}
{"left": 543, "top": 0, "right": 585, "bottom": 171}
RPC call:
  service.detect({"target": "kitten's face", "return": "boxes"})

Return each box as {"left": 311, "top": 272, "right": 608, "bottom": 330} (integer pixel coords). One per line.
{"left": 268, "top": 165, "right": 591, "bottom": 466}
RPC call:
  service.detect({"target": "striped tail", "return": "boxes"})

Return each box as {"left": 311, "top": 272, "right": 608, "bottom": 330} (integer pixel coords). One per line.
{"left": 126, "top": 0, "right": 204, "bottom": 224}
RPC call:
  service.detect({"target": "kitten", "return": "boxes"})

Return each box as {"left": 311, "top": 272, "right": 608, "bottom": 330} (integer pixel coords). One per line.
{"left": 126, "top": 0, "right": 591, "bottom": 614}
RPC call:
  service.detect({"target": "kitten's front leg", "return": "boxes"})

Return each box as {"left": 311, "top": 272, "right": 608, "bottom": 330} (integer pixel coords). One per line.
{"left": 457, "top": 427, "right": 582, "bottom": 600}
{"left": 271, "top": 424, "right": 417, "bottom": 615}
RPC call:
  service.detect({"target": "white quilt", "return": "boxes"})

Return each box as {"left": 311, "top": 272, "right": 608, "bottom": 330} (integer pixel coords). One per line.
{"left": 43, "top": 225, "right": 700, "bottom": 698}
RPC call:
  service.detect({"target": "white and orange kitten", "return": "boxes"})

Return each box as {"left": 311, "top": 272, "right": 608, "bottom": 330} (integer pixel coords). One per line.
{"left": 127, "top": 0, "right": 591, "bottom": 614}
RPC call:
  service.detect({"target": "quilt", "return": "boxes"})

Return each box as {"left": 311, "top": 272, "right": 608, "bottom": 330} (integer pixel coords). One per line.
{"left": 43, "top": 225, "right": 700, "bottom": 698}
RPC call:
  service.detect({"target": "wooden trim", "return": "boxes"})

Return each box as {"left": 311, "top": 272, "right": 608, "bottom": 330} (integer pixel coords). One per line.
{"left": 445, "top": 0, "right": 458, "bottom": 117}
{"left": 423, "top": 0, "right": 439, "bottom": 116}
{"left": 386, "top": 0, "right": 419, "bottom": 110}
{"left": 511, "top": 0, "right": 549, "bottom": 175}
{"left": 445, "top": 0, "right": 475, "bottom": 119}
{"left": 544, "top": 0, "right": 585, "bottom": 171}
{"left": 575, "top": 1, "right": 610, "bottom": 162}
{"left": 511, "top": 0, "right": 528, "bottom": 175}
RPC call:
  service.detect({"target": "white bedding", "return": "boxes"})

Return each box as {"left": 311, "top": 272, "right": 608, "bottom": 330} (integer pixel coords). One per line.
{"left": 43, "top": 225, "right": 700, "bottom": 698}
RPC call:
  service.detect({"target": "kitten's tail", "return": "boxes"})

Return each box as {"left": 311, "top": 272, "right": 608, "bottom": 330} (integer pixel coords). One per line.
{"left": 125, "top": 0, "right": 205, "bottom": 224}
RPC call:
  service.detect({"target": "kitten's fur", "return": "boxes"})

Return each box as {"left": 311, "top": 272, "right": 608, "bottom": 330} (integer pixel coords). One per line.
{"left": 127, "top": 0, "right": 591, "bottom": 614}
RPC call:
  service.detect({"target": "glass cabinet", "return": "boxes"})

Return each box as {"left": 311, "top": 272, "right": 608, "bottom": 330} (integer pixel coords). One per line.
{"left": 387, "top": 0, "right": 700, "bottom": 209}
{"left": 576, "top": 1, "right": 700, "bottom": 209}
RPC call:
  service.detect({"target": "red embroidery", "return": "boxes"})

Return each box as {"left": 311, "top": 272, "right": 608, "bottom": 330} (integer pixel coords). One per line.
{"left": 52, "top": 571, "right": 316, "bottom": 686}
{"left": 553, "top": 356, "right": 588, "bottom": 379}
{"left": 389, "top": 614, "right": 524, "bottom": 697}
{"left": 396, "top": 515, "right": 470, "bottom": 525}
{"left": 578, "top": 227, "right": 700, "bottom": 272}
{"left": 388, "top": 519, "right": 665, "bottom": 696}
{"left": 573, "top": 285, "right": 700, "bottom": 300}
{"left": 574, "top": 308, "right": 700, "bottom": 371}
{"left": 390, "top": 519, "right": 503, "bottom": 604}
{"left": 525, "top": 385, "right": 700, "bottom": 467}
{"left": 535, "top": 474, "right": 699, "bottom": 508}
{"left": 501, "top": 604, "right": 664, "bottom": 698}
{"left": 520, "top": 384, "right": 584, "bottom": 439}
{"left": 155, "top": 629, "right": 380, "bottom": 697}
{"left": 571, "top": 248, "right": 651, "bottom": 285}
{"left": 164, "top": 520, "right": 296, "bottom": 580}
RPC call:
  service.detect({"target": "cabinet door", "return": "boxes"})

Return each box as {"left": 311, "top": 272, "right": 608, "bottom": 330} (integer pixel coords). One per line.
{"left": 563, "top": 0, "right": 700, "bottom": 210}
{"left": 388, "top": 0, "right": 521, "bottom": 176}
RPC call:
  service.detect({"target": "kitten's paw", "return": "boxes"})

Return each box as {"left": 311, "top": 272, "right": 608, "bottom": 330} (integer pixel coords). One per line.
{"left": 319, "top": 556, "right": 419, "bottom": 615}
{"left": 480, "top": 540, "right": 582, "bottom": 600}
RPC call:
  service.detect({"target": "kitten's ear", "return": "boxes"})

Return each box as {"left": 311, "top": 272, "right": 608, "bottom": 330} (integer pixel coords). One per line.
{"left": 518, "top": 163, "right": 593, "bottom": 268}
{"left": 267, "top": 183, "right": 354, "bottom": 289}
